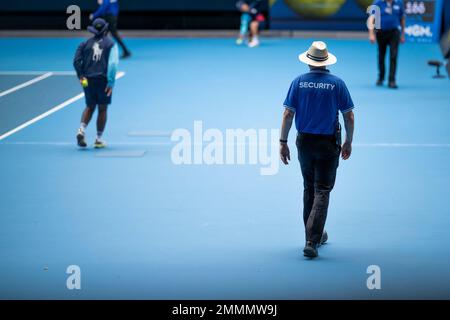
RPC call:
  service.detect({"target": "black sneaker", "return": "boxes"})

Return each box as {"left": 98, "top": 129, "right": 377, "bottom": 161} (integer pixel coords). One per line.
{"left": 319, "top": 230, "right": 328, "bottom": 246}
{"left": 77, "top": 130, "right": 87, "bottom": 148}
{"left": 376, "top": 79, "right": 383, "bottom": 86}
{"left": 388, "top": 81, "right": 398, "bottom": 89}
{"left": 303, "top": 241, "right": 318, "bottom": 258}
{"left": 94, "top": 139, "right": 106, "bottom": 149}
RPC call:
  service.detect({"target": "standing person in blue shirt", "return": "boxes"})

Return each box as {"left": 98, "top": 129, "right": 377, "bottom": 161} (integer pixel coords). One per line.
{"left": 279, "top": 41, "right": 355, "bottom": 258}
{"left": 369, "top": 0, "right": 406, "bottom": 88}
{"left": 90, "top": 0, "right": 131, "bottom": 59}
{"left": 73, "top": 18, "right": 119, "bottom": 149}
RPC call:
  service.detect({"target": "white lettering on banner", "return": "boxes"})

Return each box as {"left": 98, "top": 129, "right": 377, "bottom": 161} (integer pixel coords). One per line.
{"left": 405, "top": 24, "right": 433, "bottom": 38}
{"left": 299, "top": 82, "right": 335, "bottom": 90}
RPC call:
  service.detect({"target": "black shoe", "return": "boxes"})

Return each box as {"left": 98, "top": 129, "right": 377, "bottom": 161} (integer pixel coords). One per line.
{"left": 388, "top": 81, "right": 398, "bottom": 89}
{"left": 303, "top": 241, "right": 318, "bottom": 258}
{"left": 121, "top": 52, "right": 131, "bottom": 59}
{"left": 319, "top": 230, "right": 328, "bottom": 246}
{"left": 376, "top": 79, "right": 383, "bottom": 86}
{"left": 76, "top": 130, "right": 87, "bottom": 148}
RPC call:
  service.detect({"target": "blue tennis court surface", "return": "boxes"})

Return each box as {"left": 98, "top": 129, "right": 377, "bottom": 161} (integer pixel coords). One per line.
{"left": 0, "top": 38, "right": 449, "bottom": 299}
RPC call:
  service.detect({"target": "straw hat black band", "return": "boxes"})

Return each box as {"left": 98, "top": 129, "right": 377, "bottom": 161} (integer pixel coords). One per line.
{"left": 306, "top": 53, "right": 329, "bottom": 62}
{"left": 299, "top": 41, "right": 337, "bottom": 66}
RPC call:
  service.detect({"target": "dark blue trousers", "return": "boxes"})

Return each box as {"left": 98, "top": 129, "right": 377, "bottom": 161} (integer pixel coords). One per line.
{"left": 296, "top": 133, "right": 340, "bottom": 244}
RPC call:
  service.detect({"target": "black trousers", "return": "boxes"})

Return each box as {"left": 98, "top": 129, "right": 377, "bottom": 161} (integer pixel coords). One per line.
{"left": 296, "top": 133, "right": 340, "bottom": 244}
{"left": 376, "top": 29, "right": 400, "bottom": 82}
{"left": 104, "top": 15, "right": 130, "bottom": 55}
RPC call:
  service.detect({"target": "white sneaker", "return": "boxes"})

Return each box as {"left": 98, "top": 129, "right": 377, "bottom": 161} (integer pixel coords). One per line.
{"left": 248, "top": 39, "right": 259, "bottom": 48}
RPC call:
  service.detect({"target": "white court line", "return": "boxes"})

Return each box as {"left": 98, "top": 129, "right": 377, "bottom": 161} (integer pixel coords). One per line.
{"left": 0, "top": 71, "right": 76, "bottom": 76}
{"left": 95, "top": 150, "right": 147, "bottom": 157}
{"left": 0, "top": 72, "right": 53, "bottom": 98}
{"left": 127, "top": 131, "right": 172, "bottom": 137}
{"left": 1, "top": 142, "right": 450, "bottom": 148}
{"left": 0, "top": 93, "right": 84, "bottom": 141}
{"left": 355, "top": 143, "right": 450, "bottom": 148}
{"left": 0, "top": 71, "right": 125, "bottom": 141}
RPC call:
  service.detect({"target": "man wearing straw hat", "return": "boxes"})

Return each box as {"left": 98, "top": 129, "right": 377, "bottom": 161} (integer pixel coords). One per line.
{"left": 279, "top": 41, "right": 355, "bottom": 258}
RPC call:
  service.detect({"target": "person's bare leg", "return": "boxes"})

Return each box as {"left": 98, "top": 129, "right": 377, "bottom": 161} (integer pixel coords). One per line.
{"left": 249, "top": 21, "right": 260, "bottom": 47}
{"left": 250, "top": 21, "right": 259, "bottom": 38}
{"left": 81, "top": 106, "right": 94, "bottom": 127}
{"left": 94, "top": 104, "right": 107, "bottom": 147}
{"left": 77, "top": 106, "right": 94, "bottom": 147}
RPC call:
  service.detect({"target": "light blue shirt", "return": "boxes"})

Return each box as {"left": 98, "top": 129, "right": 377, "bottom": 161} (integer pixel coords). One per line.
{"left": 107, "top": 44, "right": 119, "bottom": 87}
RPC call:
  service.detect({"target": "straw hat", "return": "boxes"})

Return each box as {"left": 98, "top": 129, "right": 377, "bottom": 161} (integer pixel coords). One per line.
{"left": 298, "top": 41, "right": 337, "bottom": 67}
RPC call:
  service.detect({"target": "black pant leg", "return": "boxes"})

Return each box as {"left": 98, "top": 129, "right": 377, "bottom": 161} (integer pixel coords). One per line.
{"left": 305, "top": 139, "right": 339, "bottom": 244}
{"left": 297, "top": 135, "right": 315, "bottom": 229}
{"left": 388, "top": 30, "right": 400, "bottom": 82}
{"left": 104, "top": 15, "right": 130, "bottom": 55}
{"left": 376, "top": 31, "right": 388, "bottom": 81}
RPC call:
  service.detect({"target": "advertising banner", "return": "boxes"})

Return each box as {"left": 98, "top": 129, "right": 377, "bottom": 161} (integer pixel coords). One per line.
{"left": 404, "top": 0, "right": 444, "bottom": 42}
{"left": 270, "top": 0, "right": 375, "bottom": 30}
{"left": 270, "top": 0, "right": 444, "bottom": 42}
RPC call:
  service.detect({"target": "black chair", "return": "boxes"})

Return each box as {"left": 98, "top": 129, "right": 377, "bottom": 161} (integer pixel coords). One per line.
{"left": 427, "top": 60, "right": 446, "bottom": 78}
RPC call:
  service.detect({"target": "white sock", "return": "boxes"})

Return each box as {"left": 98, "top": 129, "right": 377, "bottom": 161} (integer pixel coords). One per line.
{"left": 97, "top": 132, "right": 103, "bottom": 140}
{"left": 79, "top": 123, "right": 87, "bottom": 133}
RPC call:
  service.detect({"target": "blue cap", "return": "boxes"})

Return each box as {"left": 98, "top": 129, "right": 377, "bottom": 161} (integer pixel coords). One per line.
{"left": 87, "top": 18, "right": 109, "bottom": 37}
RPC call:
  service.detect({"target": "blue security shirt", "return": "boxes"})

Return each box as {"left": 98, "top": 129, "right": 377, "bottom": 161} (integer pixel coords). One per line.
{"left": 283, "top": 69, "right": 354, "bottom": 135}
{"left": 93, "top": 0, "right": 119, "bottom": 19}
{"left": 372, "top": 0, "right": 405, "bottom": 31}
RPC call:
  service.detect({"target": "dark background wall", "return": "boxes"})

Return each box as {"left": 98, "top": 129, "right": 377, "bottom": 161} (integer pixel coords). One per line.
{"left": 0, "top": 0, "right": 269, "bottom": 29}
{"left": 1, "top": 0, "right": 448, "bottom": 35}
{"left": 0, "top": 0, "right": 241, "bottom": 11}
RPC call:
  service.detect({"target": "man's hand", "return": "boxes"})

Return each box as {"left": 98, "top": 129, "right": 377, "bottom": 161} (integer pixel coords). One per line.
{"left": 80, "top": 77, "right": 87, "bottom": 85}
{"left": 341, "top": 141, "right": 352, "bottom": 160}
{"left": 342, "top": 110, "right": 354, "bottom": 160}
{"left": 279, "top": 108, "right": 295, "bottom": 165}
{"left": 367, "top": 14, "right": 376, "bottom": 44}
{"left": 105, "top": 87, "right": 113, "bottom": 97}
{"left": 400, "top": 17, "right": 406, "bottom": 44}
{"left": 89, "top": 14, "right": 94, "bottom": 21}
{"left": 280, "top": 143, "right": 290, "bottom": 165}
